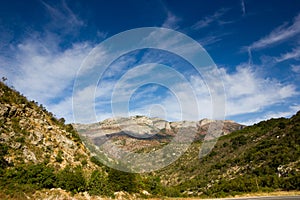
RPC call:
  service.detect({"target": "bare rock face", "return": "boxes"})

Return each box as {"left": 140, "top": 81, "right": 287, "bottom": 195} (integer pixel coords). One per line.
{"left": 74, "top": 115, "right": 245, "bottom": 153}
{"left": 76, "top": 116, "right": 244, "bottom": 139}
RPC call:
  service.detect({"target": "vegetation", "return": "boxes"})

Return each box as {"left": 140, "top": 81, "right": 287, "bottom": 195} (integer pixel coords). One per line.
{"left": 0, "top": 163, "right": 56, "bottom": 198}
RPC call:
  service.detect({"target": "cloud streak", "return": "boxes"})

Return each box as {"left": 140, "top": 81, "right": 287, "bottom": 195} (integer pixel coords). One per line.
{"left": 162, "top": 11, "right": 181, "bottom": 30}
{"left": 275, "top": 47, "right": 300, "bottom": 62}
{"left": 246, "top": 13, "right": 300, "bottom": 51}
{"left": 41, "top": 0, "right": 84, "bottom": 34}
{"left": 192, "top": 8, "right": 229, "bottom": 30}
{"left": 240, "top": 0, "right": 246, "bottom": 16}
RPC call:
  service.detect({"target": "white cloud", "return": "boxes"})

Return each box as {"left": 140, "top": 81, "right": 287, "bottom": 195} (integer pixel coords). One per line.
{"left": 10, "top": 37, "right": 92, "bottom": 104}
{"left": 92, "top": 61, "right": 297, "bottom": 124}
{"left": 4, "top": 39, "right": 296, "bottom": 124}
{"left": 0, "top": 31, "right": 94, "bottom": 123}
{"left": 94, "top": 62, "right": 297, "bottom": 123}
{"left": 246, "top": 13, "right": 300, "bottom": 51}
{"left": 221, "top": 65, "right": 297, "bottom": 116}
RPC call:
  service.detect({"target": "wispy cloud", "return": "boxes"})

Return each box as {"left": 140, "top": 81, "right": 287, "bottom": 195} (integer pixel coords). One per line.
{"left": 41, "top": 0, "right": 84, "bottom": 34}
{"left": 162, "top": 11, "right": 181, "bottom": 29}
{"left": 192, "top": 8, "right": 229, "bottom": 30}
{"left": 246, "top": 13, "right": 300, "bottom": 51}
{"left": 275, "top": 47, "right": 300, "bottom": 62}
{"left": 198, "top": 32, "right": 232, "bottom": 47}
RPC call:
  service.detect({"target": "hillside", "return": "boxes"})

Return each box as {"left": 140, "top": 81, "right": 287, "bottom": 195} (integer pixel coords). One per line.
{"left": 0, "top": 81, "right": 105, "bottom": 199}
{"left": 0, "top": 80, "right": 299, "bottom": 199}
{"left": 0, "top": 81, "right": 143, "bottom": 199}
{"left": 0, "top": 84, "right": 93, "bottom": 169}
{"left": 153, "top": 111, "right": 300, "bottom": 197}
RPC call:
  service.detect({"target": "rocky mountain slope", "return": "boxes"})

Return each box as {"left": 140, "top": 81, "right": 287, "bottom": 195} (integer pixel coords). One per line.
{"left": 0, "top": 81, "right": 95, "bottom": 170}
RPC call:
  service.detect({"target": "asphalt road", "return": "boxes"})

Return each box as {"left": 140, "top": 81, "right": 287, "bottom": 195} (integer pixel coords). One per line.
{"left": 218, "top": 196, "right": 300, "bottom": 200}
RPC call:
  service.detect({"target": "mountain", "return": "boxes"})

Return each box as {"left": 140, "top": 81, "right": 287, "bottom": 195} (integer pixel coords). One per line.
{"left": 0, "top": 80, "right": 299, "bottom": 199}
{"left": 74, "top": 115, "right": 244, "bottom": 153}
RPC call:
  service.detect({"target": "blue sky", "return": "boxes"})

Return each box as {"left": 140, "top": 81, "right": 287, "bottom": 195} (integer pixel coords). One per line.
{"left": 0, "top": 0, "right": 300, "bottom": 125}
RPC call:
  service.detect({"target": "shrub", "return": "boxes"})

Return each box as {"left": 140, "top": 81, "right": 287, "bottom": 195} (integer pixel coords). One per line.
{"left": 107, "top": 168, "right": 138, "bottom": 193}
{"left": 88, "top": 170, "right": 111, "bottom": 196}
{"left": 56, "top": 166, "right": 86, "bottom": 193}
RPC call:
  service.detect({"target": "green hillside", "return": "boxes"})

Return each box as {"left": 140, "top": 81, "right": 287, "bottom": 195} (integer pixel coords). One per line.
{"left": 154, "top": 111, "right": 300, "bottom": 198}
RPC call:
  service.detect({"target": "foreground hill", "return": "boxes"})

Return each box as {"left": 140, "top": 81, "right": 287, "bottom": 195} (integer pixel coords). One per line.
{"left": 153, "top": 110, "right": 300, "bottom": 197}
{"left": 0, "top": 80, "right": 299, "bottom": 199}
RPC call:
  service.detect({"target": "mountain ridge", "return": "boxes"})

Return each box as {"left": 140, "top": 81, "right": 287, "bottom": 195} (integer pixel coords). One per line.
{"left": 74, "top": 115, "right": 245, "bottom": 144}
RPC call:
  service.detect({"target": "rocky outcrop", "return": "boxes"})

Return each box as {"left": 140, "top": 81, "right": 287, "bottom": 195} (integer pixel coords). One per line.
{"left": 0, "top": 82, "right": 96, "bottom": 170}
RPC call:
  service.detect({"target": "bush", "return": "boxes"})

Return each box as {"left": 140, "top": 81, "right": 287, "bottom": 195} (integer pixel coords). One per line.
{"left": 143, "top": 176, "right": 163, "bottom": 195}
{"left": 25, "top": 164, "right": 56, "bottom": 188}
{"left": 0, "top": 163, "right": 56, "bottom": 192}
{"left": 107, "top": 168, "right": 138, "bottom": 193}
{"left": 56, "top": 166, "right": 86, "bottom": 193}
{"left": 88, "top": 170, "right": 111, "bottom": 196}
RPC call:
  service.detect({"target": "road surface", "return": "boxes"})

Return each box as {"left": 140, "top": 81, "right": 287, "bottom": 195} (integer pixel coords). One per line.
{"left": 218, "top": 196, "right": 300, "bottom": 200}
